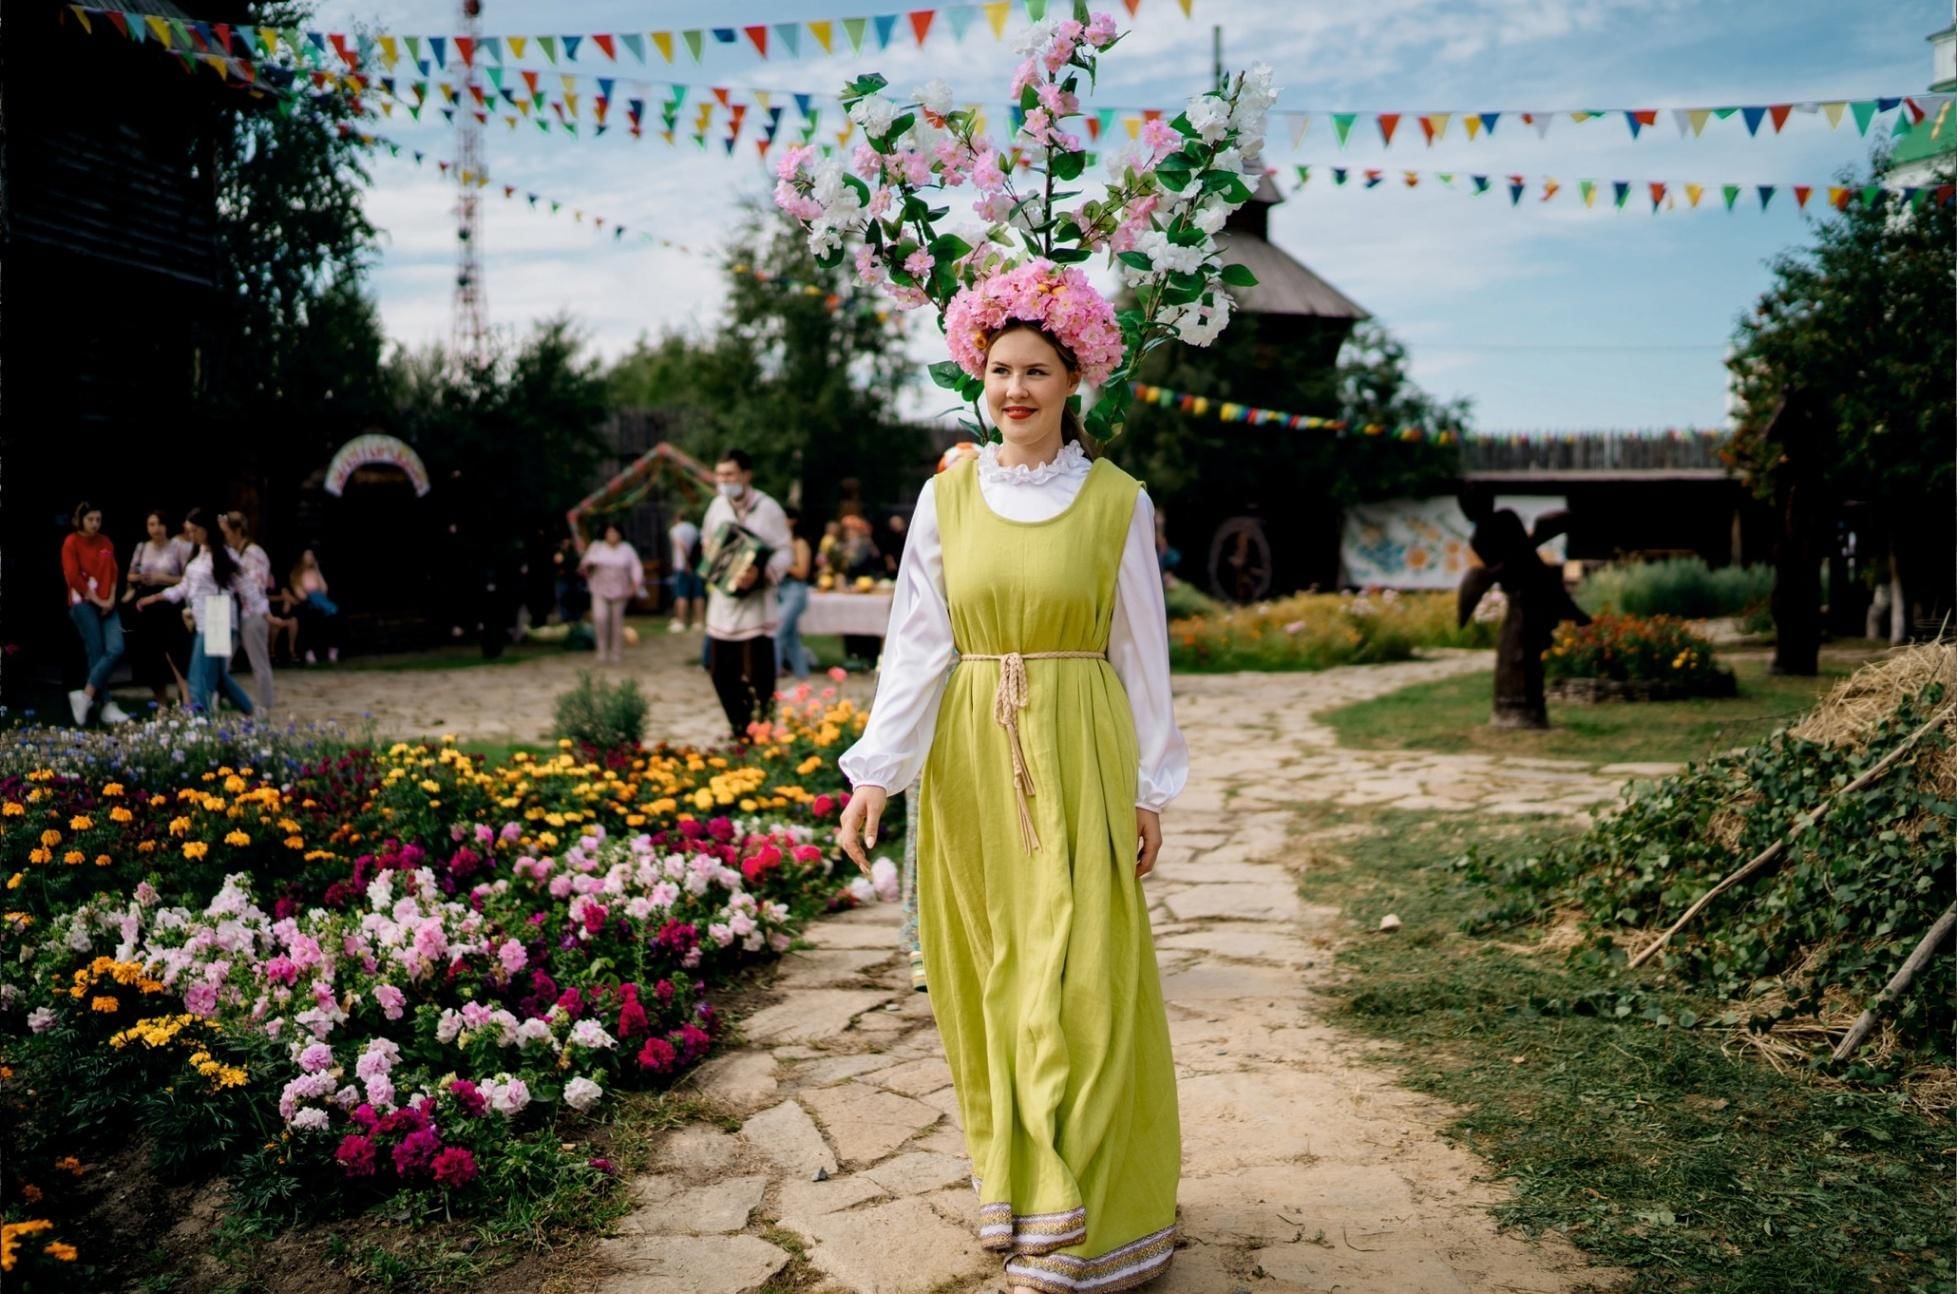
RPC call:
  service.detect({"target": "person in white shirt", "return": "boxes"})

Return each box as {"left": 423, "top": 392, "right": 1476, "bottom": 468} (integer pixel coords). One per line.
{"left": 578, "top": 523, "right": 647, "bottom": 665}
{"left": 668, "top": 515, "right": 704, "bottom": 634}
{"left": 220, "top": 512, "right": 277, "bottom": 713}
{"left": 699, "top": 449, "right": 793, "bottom": 742}
{"left": 136, "top": 506, "right": 254, "bottom": 716}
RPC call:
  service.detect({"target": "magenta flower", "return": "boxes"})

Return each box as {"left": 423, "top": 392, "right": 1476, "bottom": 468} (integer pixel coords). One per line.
{"left": 335, "top": 1134, "right": 378, "bottom": 1179}
{"left": 432, "top": 1146, "right": 478, "bottom": 1189}
{"left": 392, "top": 1127, "right": 441, "bottom": 1177}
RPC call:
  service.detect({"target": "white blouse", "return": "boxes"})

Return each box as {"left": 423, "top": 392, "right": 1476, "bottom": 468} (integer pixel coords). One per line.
{"left": 837, "top": 440, "right": 1189, "bottom": 812}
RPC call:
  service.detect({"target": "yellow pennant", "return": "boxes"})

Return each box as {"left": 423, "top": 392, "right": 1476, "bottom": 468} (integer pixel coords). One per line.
{"left": 969, "top": 107, "right": 987, "bottom": 134}
{"left": 69, "top": 5, "right": 92, "bottom": 33}
{"left": 505, "top": 115, "right": 518, "bottom": 129}
{"left": 381, "top": 101, "right": 394, "bottom": 117}
{"left": 508, "top": 35, "right": 528, "bottom": 59}
{"left": 1191, "top": 397, "right": 1210, "bottom": 416}
{"left": 1570, "top": 110, "right": 1593, "bottom": 123}
{"left": 1463, "top": 114, "right": 1481, "bottom": 141}
{"left": 755, "top": 90, "right": 772, "bottom": 110}
{"left": 201, "top": 53, "right": 228, "bottom": 78}
{"left": 1821, "top": 101, "right": 1846, "bottom": 127}
{"left": 1423, "top": 112, "right": 1450, "bottom": 143}
{"left": 440, "top": 83, "right": 458, "bottom": 104}
{"left": 1583, "top": 183, "right": 1598, "bottom": 208}
{"left": 651, "top": 31, "right": 673, "bottom": 61}
{"left": 1179, "top": 0, "right": 1193, "bottom": 13}
{"left": 378, "top": 35, "right": 398, "bottom": 66}
{"left": 807, "top": 21, "right": 834, "bottom": 53}
{"left": 1688, "top": 108, "right": 1712, "bottom": 136}
{"left": 1124, "top": 114, "right": 1141, "bottom": 139}
{"left": 1685, "top": 182, "right": 1704, "bottom": 208}
{"left": 259, "top": 26, "right": 279, "bottom": 55}
{"left": 518, "top": 99, "right": 531, "bottom": 116}
{"left": 838, "top": 120, "right": 856, "bottom": 145}
{"left": 1541, "top": 177, "right": 1560, "bottom": 201}
{"left": 146, "top": 15, "right": 173, "bottom": 45}
{"left": 561, "top": 74, "right": 576, "bottom": 94}
{"left": 984, "top": 2, "right": 1012, "bottom": 38}
{"left": 564, "top": 91, "right": 579, "bottom": 117}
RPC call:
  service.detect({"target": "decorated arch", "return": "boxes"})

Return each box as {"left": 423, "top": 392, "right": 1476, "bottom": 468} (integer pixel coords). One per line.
{"left": 323, "top": 433, "right": 432, "bottom": 497}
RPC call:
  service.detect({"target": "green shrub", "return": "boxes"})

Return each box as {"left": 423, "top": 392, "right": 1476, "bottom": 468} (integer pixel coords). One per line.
{"left": 1170, "top": 590, "right": 1494, "bottom": 673}
{"left": 1162, "top": 580, "right": 1220, "bottom": 621}
{"left": 552, "top": 671, "right": 649, "bottom": 750}
{"left": 1576, "top": 557, "right": 1772, "bottom": 620}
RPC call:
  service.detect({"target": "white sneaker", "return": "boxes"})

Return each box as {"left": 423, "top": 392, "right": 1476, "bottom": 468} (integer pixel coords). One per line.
{"left": 667, "top": 620, "right": 685, "bottom": 635}
{"left": 100, "top": 701, "right": 133, "bottom": 724}
{"left": 305, "top": 650, "right": 318, "bottom": 665}
{"left": 68, "top": 689, "right": 91, "bottom": 726}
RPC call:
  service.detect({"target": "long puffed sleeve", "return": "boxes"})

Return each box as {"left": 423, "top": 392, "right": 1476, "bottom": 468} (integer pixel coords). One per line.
{"left": 1108, "top": 489, "right": 1189, "bottom": 812}
{"left": 836, "top": 479, "right": 955, "bottom": 794}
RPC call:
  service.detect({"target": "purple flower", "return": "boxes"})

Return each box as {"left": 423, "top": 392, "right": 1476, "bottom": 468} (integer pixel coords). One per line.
{"left": 392, "top": 1127, "right": 441, "bottom": 1177}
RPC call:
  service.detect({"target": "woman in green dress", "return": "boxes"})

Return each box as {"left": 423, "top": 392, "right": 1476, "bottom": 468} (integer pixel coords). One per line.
{"left": 838, "top": 292, "right": 1189, "bottom": 1292}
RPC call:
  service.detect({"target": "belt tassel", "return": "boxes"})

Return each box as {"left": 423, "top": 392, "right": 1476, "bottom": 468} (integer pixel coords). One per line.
{"left": 962, "top": 649, "right": 1107, "bottom": 855}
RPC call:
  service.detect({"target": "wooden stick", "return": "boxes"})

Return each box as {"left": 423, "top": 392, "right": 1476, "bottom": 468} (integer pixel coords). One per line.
{"left": 1627, "top": 701, "right": 1955, "bottom": 970}
{"left": 1831, "top": 900, "right": 1957, "bottom": 1062}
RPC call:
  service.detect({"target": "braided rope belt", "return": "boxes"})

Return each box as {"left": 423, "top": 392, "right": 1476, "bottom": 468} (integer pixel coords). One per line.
{"left": 956, "top": 650, "right": 1107, "bottom": 852}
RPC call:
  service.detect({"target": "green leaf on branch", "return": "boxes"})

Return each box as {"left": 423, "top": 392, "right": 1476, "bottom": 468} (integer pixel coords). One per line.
{"left": 1048, "top": 247, "right": 1091, "bottom": 263}
{"left": 884, "top": 112, "right": 915, "bottom": 142}
{"left": 1155, "top": 165, "right": 1193, "bottom": 193}
{"left": 928, "top": 234, "right": 973, "bottom": 261}
{"left": 843, "top": 174, "right": 872, "bottom": 205}
{"left": 1219, "top": 263, "right": 1259, "bottom": 287}
{"left": 1051, "top": 150, "right": 1087, "bottom": 182}
{"left": 1117, "top": 251, "right": 1153, "bottom": 273}
{"left": 1170, "top": 112, "right": 1198, "bottom": 138}
{"left": 960, "top": 375, "right": 985, "bottom": 402}
{"left": 1020, "top": 84, "right": 1040, "bottom": 112}
{"left": 929, "top": 360, "right": 967, "bottom": 390}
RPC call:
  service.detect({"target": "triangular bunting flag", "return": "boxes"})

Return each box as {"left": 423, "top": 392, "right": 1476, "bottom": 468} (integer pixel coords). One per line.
{"left": 984, "top": 2, "right": 1011, "bottom": 38}
{"left": 773, "top": 24, "right": 800, "bottom": 56}
{"left": 480, "top": 35, "right": 500, "bottom": 63}
{"left": 1541, "top": 178, "right": 1560, "bottom": 202}
{"left": 594, "top": 33, "right": 616, "bottom": 60}
{"left": 844, "top": 17, "right": 868, "bottom": 50}
{"left": 1685, "top": 182, "right": 1704, "bottom": 208}
{"left": 1850, "top": 100, "right": 1876, "bottom": 135}
{"left": 507, "top": 35, "right": 526, "bottom": 59}
{"left": 1470, "top": 174, "right": 1489, "bottom": 195}
{"left": 454, "top": 35, "right": 474, "bottom": 65}
{"left": 562, "top": 35, "right": 582, "bottom": 60}
{"left": 1463, "top": 114, "right": 1481, "bottom": 141}
{"left": 1289, "top": 114, "right": 1309, "bottom": 147}
{"left": 1331, "top": 112, "right": 1356, "bottom": 146}
{"left": 652, "top": 31, "right": 674, "bottom": 61}
{"left": 1420, "top": 113, "right": 1448, "bottom": 145}
{"left": 1649, "top": 181, "right": 1666, "bottom": 211}
{"left": 1720, "top": 184, "right": 1739, "bottom": 211}
{"left": 1508, "top": 177, "right": 1525, "bottom": 206}
{"left": 1768, "top": 103, "right": 1792, "bottom": 132}
{"left": 1821, "top": 100, "right": 1846, "bottom": 127}
{"left": 1859, "top": 183, "right": 1882, "bottom": 209}
{"left": 1363, "top": 169, "right": 1383, "bottom": 188}
{"left": 1402, "top": 170, "right": 1419, "bottom": 187}
{"left": 1478, "top": 111, "right": 1500, "bottom": 136}
{"left": 1579, "top": 179, "right": 1596, "bottom": 207}
{"left": 1793, "top": 184, "right": 1812, "bottom": 209}
{"left": 872, "top": 15, "right": 898, "bottom": 48}
{"left": 1756, "top": 185, "right": 1775, "bottom": 210}
{"left": 1295, "top": 165, "right": 1310, "bottom": 185}
{"left": 1739, "top": 105, "right": 1766, "bottom": 135}
{"left": 947, "top": 7, "right": 977, "bottom": 39}
{"left": 1611, "top": 180, "right": 1630, "bottom": 209}
{"left": 809, "top": 20, "right": 835, "bottom": 52}
{"left": 745, "top": 25, "right": 768, "bottom": 56}
{"left": 683, "top": 29, "right": 704, "bottom": 61}
{"left": 620, "top": 32, "right": 644, "bottom": 61}
{"left": 1377, "top": 112, "right": 1400, "bottom": 145}
{"left": 909, "top": 10, "right": 935, "bottom": 45}
{"left": 536, "top": 35, "right": 556, "bottom": 63}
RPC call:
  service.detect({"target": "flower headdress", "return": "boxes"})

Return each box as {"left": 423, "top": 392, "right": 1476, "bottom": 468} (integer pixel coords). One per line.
{"left": 773, "top": 4, "right": 1277, "bottom": 441}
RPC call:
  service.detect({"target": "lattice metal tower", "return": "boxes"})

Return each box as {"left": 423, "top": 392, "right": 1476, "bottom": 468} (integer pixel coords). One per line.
{"left": 451, "top": 0, "right": 488, "bottom": 363}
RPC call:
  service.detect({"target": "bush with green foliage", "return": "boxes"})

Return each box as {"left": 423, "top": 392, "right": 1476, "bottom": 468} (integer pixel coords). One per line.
{"left": 552, "top": 672, "right": 649, "bottom": 751}
{"left": 1544, "top": 614, "right": 1732, "bottom": 693}
{"left": 1576, "top": 557, "right": 1773, "bottom": 621}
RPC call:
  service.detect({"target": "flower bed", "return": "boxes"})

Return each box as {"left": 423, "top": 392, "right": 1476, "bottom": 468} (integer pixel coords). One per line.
{"left": 1169, "top": 590, "right": 1493, "bottom": 672}
{"left": 0, "top": 680, "right": 877, "bottom": 1285}
{"left": 1543, "top": 613, "right": 1734, "bottom": 698}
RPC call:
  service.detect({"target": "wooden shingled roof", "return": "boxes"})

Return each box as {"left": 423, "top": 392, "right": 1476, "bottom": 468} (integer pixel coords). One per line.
{"left": 1215, "top": 173, "right": 1369, "bottom": 322}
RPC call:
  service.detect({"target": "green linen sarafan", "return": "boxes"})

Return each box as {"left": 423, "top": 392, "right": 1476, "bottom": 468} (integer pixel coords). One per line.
{"left": 919, "top": 455, "right": 1180, "bottom": 1292}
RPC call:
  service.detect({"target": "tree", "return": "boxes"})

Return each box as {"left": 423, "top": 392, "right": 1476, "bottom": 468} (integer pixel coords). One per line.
{"left": 607, "top": 204, "right": 918, "bottom": 525}
{"left": 1110, "top": 317, "right": 1465, "bottom": 595}
{"left": 1727, "top": 153, "right": 1955, "bottom": 666}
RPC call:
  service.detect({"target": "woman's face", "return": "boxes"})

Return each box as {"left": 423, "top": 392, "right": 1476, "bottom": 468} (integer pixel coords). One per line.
{"left": 603, "top": 525, "right": 623, "bottom": 545}
{"left": 220, "top": 517, "right": 241, "bottom": 547}
{"left": 147, "top": 514, "right": 168, "bottom": 543}
{"left": 186, "top": 522, "right": 209, "bottom": 550}
{"left": 984, "top": 329, "right": 1077, "bottom": 452}
{"left": 80, "top": 511, "right": 103, "bottom": 535}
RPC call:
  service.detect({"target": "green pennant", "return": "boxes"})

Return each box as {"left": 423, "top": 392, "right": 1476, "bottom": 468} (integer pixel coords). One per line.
{"left": 538, "top": 35, "right": 558, "bottom": 63}
{"left": 562, "top": 121, "right": 576, "bottom": 136}
{"left": 693, "top": 133, "right": 708, "bottom": 150}
{"left": 1721, "top": 184, "right": 1740, "bottom": 211}
{"left": 481, "top": 35, "right": 501, "bottom": 63}
{"left": 844, "top": 17, "right": 868, "bottom": 51}
{"left": 1911, "top": 188, "right": 1929, "bottom": 211}
{"left": 409, "top": 104, "right": 422, "bottom": 121}
{"left": 1579, "top": 179, "right": 1595, "bottom": 205}
{"left": 1331, "top": 112, "right": 1357, "bottom": 146}
{"left": 533, "top": 92, "right": 546, "bottom": 110}
{"left": 1849, "top": 100, "right": 1876, "bottom": 135}
{"left": 403, "top": 34, "right": 421, "bottom": 63}
{"left": 1097, "top": 107, "right": 1116, "bottom": 136}
{"left": 1295, "top": 164, "right": 1310, "bottom": 184}
{"left": 1712, "top": 106, "right": 1738, "bottom": 120}
{"left": 1026, "top": 0, "right": 1048, "bottom": 17}
{"left": 682, "top": 29, "right": 704, "bottom": 62}
{"left": 669, "top": 85, "right": 688, "bottom": 107}
{"left": 487, "top": 66, "right": 504, "bottom": 91}
{"left": 1860, "top": 183, "right": 1882, "bottom": 208}
{"left": 1436, "top": 172, "right": 1454, "bottom": 186}
{"left": 550, "top": 201, "right": 562, "bottom": 213}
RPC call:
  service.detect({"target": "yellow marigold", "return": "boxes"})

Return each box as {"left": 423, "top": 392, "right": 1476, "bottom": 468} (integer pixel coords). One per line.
{"left": 223, "top": 775, "right": 246, "bottom": 794}
{"left": 28, "top": 848, "right": 51, "bottom": 866}
{"left": 149, "top": 794, "right": 167, "bottom": 807}
{"left": 536, "top": 831, "right": 559, "bottom": 849}
{"left": 69, "top": 815, "right": 93, "bottom": 831}
{"left": 182, "top": 842, "right": 209, "bottom": 861}
{"left": 137, "top": 841, "right": 157, "bottom": 855}
{"left": 94, "top": 855, "right": 112, "bottom": 868}
{"left": 38, "top": 829, "right": 61, "bottom": 847}
{"left": 304, "top": 850, "right": 335, "bottom": 862}
{"left": 44, "top": 1240, "right": 77, "bottom": 1262}
{"left": 224, "top": 830, "right": 250, "bottom": 847}
{"left": 739, "top": 799, "right": 757, "bottom": 813}
{"left": 625, "top": 814, "right": 646, "bottom": 828}
{"left": 544, "top": 812, "right": 566, "bottom": 828}
{"left": 109, "top": 806, "right": 133, "bottom": 824}
{"left": 284, "top": 835, "right": 306, "bottom": 850}
{"left": 2, "top": 802, "right": 23, "bottom": 817}
{"left": 168, "top": 816, "right": 192, "bottom": 836}
{"left": 419, "top": 779, "right": 441, "bottom": 794}
{"left": 796, "top": 755, "right": 823, "bottom": 776}
{"left": 102, "top": 782, "right": 124, "bottom": 797}
{"left": 62, "top": 850, "right": 85, "bottom": 866}
{"left": 6, "top": 913, "right": 35, "bottom": 928}
{"left": 91, "top": 995, "right": 119, "bottom": 1013}
{"left": 6, "top": 874, "right": 19, "bottom": 890}
{"left": 1, "top": 1219, "right": 55, "bottom": 1273}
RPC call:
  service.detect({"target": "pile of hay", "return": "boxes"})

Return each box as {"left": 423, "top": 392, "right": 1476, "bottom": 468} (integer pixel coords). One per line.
{"left": 1790, "top": 641, "right": 1957, "bottom": 747}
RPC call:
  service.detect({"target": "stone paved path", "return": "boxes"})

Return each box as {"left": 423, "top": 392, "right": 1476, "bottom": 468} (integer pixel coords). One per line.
{"left": 592, "top": 654, "right": 1637, "bottom": 1294}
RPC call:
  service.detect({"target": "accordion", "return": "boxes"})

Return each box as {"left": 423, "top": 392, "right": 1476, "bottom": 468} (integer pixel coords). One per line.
{"left": 698, "top": 520, "right": 773, "bottom": 599}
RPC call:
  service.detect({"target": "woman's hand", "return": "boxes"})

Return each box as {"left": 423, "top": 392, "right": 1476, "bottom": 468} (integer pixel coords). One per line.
{"left": 134, "top": 593, "right": 160, "bottom": 610}
{"left": 836, "top": 786, "right": 888, "bottom": 877}
{"left": 1135, "top": 807, "right": 1162, "bottom": 878}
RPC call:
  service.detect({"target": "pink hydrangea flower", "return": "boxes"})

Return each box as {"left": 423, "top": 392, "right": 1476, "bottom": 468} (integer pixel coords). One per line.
{"left": 943, "top": 260, "right": 1125, "bottom": 385}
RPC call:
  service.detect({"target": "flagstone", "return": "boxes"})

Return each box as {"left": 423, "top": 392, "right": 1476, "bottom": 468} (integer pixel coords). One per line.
{"left": 1155, "top": 926, "right": 1318, "bottom": 967}
{"left": 779, "top": 1197, "right": 993, "bottom": 1294}
{"left": 801, "top": 922, "right": 908, "bottom": 950}
{"left": 740, "top": 1100, "right": 838, "bottom": 1178}
{"left": 1161, "top": 881, "right": 1301, "bottom": 924}
{"left": 773, "top": 1172, "right": 888, "bottom": 1219}
{"left": 618, "top": 1174, "right": 767, "bottom": 1234}
{"left": 800, "top": 1082, "right": 940, "bottom": 1165}
{"left": 684, "top": 1050, "right": 779, "bottom": 1111}
{"left": 861, "top": 1054, "right": 953, "bottom": 1096}
{"left": 652, "top": 1125, "right": 741, "bottom": 1180}
{"left": 788, "top": 1053, "right": 893, "bottom": 1085}
{"left": 590, "top": 1234, "right": 790, "bottom": 1294}
{"left": 775, "top": 948, "right": 897, "bottom": 988}
{"left": 741, "top": 989, "right": 891, "bottom": 1045}
{"left": 860, "top": 1150, "right": 972, "bottom": 1196}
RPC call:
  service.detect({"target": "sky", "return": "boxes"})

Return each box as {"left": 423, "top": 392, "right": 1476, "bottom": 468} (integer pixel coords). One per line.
{"left": 306, "top": 0, "right": 1949, "bottom": 432}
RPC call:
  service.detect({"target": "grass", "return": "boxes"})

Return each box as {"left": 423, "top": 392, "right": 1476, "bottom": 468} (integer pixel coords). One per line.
{"left": 1322, "top": 654, "right": 1854, "bottom": 767}
{"left": 1297, "top": 803, "right": 1954, "bottom": 1294}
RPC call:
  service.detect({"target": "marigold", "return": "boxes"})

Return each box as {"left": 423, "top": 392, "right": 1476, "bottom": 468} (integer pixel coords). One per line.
{"left": 94, "top": 855, "right": 112, "bottom": 867}
{"left": 54, "top": 1156, "right": 83, "bottom": 1175}
{"left": 168, "top": 816, "right": 192, "bottom": 836}
{"left": 2, "top": 802, "right": 22, "bottom": 816}
{"left": 109, "top": 806, "right": 134, "bottom": 824}
{"left": 28, "top": 848, "right": 51, "bottom": 865}
{"left": 224, "top": 830, "right": 251, "bottom": 847}
{"left": 44, "top": 1241, "right": 77, "bottom": 1262}
{"left": 102, "top": 782, "right": 124, "bottom": 797}
{"left": 69, "top": 815, "right": 93, "bottom": 831}
{"left": 1, "top": 1219, "right": 55, "bottom": 1273}
{"left": 182, "top": 842, "right": 209, "bottom": 861}
{"left": 137, "top": 841, "right": 157, "bottom": 854}
{"left": 91, "top": 995, "right": 120, "bottom": 1013}
{"left": 39, "top": 829, "right": 61, "bottom": 847}
{"left": 62, "top": 851, "right": 85, "bottom": 866}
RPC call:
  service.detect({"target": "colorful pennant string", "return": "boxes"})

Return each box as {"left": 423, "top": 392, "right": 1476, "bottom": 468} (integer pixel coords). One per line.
{"left": 1290, "top": 165, "right": 1954, "bottom": 214}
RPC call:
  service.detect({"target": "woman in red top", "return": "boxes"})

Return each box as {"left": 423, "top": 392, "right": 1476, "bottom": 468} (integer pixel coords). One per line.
{"left": 61, "top": 501, "right": 132, "bottom": 726}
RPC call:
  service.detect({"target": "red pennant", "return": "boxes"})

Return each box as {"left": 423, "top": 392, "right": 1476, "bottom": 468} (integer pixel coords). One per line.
{"left": 521, "top": 70, "right": 540, "bottom": 94}
{"left": 1086, "top": 117, "right": 1101, "bottom": 140}
{"left": 712, "top": 86, "right": 731, "bottom": 107}
{"left": 593, "top": 33, "right": 616, "bottom": 60}
{"left": 1633, "top": 109, "right": 1657, "bottom": 128}
{"left": 103, "top": 11, "right": 130, "bottom": 37}
{"left": 1794, "top": 184, "right": 1812, "bottom": 208}
{"left": 473, "top": 110, "right": 487, "bottom": 124}
{"left": 757, "top": 138, "right": 772, "bottom": 158}
{"left": 454, "top": 35, "right": 475, "bottom": 65}
{"left": 1904, "top": 96, "right": 1926, "bottom": 124}
{"left": 211, "top": 22, "right": 233, "bottom": 54}
{"left": 1123, "top": 0, "right": 1142, "bottom": 12}
{"left": 1938, "top": 184, "right": 1955, "bottom": 206}
{"left": 909, "top": 10, "right": 936, "bottom": 45}
{"left": 1649, "top": 181, "right": 1667, "bottom": 208}
{"left": 1419, "top": 116, "right": 1438, "bottom": 145}
{"left": 744, "top": 25, "right": 768, "bottom": 56}
{"left": 730, "top": 104, "right": 749, "bottom": 129}
{"left": 1377, "top": 112, "right": 1401, "bottom": 145}
{"left": 504, "top": 184, "right": 516, "bottom": 197}
{"left": 438, "top": 160, "right": 451, "bottom": 174}
{"left": 468, "top": 84, "right": 485, "bottom": 106}
{"left": 1768, "top": 104, "right": 1792, "bottom": 133}
{"left": 329, "top": 33, "right": 356, "bottom": 65}
{"left": 1141, "top": 108, "right": 1162, "bottom": 121}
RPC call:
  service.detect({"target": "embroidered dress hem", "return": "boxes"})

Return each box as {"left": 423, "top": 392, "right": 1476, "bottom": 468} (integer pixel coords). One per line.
{"left": 1002, "top": 1223, "right": 1178, "bottom": 1292}
{"left": 977, "top": 1200, "right": 1088, "bottom": 1254}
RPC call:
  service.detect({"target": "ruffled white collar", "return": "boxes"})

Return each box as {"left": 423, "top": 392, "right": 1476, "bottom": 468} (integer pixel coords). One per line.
{"left": 977, "top": 438, "right": 1090, "bottom": 487}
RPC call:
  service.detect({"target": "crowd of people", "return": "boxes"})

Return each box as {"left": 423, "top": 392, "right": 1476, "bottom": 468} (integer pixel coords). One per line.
{"left": 59, "top": 502, "right": 343, "bottom": 726}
